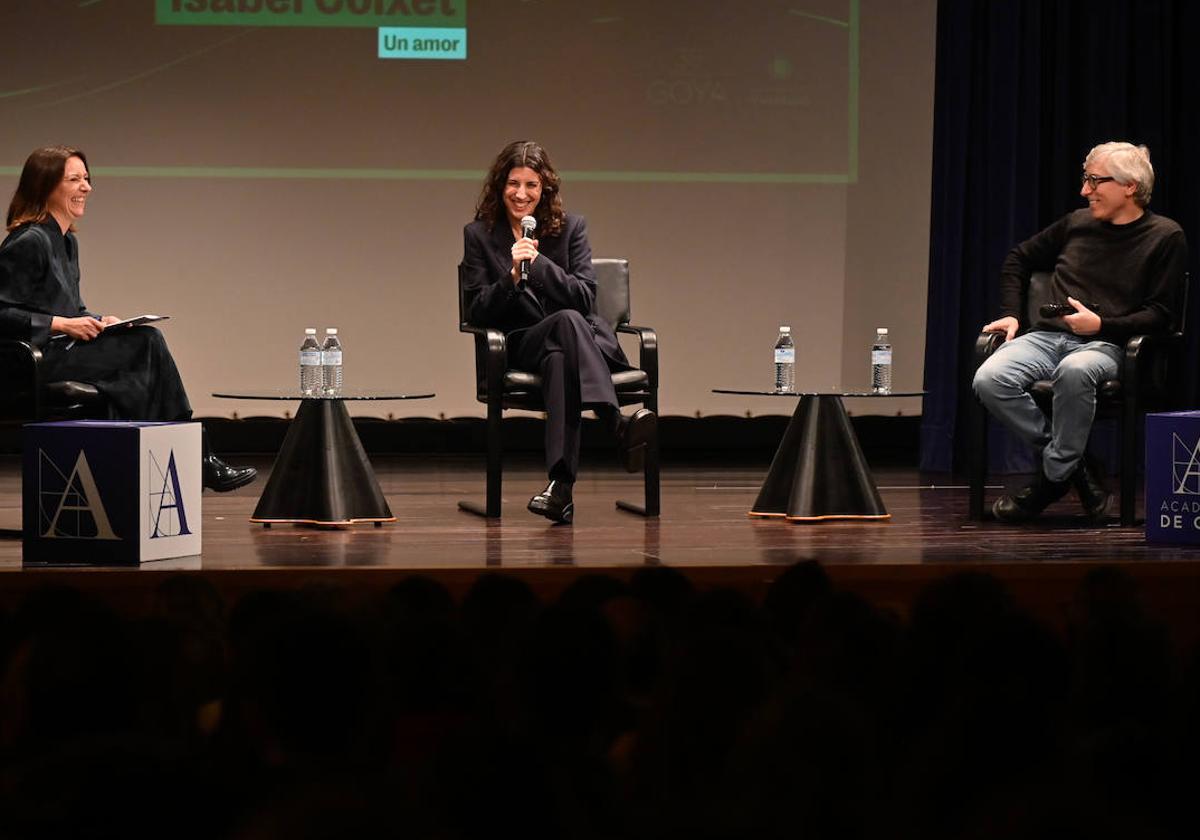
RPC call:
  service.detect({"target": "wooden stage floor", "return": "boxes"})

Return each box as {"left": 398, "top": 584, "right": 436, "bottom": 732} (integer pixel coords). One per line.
{"left": 2, "top": 456, "right": 1199, "bottom": 641}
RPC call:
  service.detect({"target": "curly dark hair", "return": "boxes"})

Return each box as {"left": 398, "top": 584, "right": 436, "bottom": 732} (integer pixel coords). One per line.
{"left": 6, "top": 145, "right": 90, "bottom": 231}
{"left": 474, "top": 140, "right": 566, "bottom": 238}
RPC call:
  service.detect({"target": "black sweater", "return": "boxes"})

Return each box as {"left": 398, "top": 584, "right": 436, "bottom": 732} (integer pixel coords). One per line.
{"left": 999, "top": 208, "right": 1188, "bottom": 343}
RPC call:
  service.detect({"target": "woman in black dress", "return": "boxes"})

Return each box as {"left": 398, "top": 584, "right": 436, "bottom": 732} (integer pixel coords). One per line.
{"left": 0, "top": 145, "right": 255, "bottom": 491}
{"left": 461, "top": 140, "right": 655, "bottom": 523}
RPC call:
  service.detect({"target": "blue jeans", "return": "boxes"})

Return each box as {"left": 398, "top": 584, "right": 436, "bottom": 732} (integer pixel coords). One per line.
{"left": 972, "top": 330, "right": 1121, "bottom": 482}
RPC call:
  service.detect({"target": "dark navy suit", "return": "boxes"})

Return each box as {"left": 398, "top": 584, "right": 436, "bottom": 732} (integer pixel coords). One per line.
{"left": 461, "top": 213, "right": 630, "bottom": 481}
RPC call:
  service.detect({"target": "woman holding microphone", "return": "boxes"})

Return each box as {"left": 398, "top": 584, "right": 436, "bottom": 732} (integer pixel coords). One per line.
{"left": 460, "top": 140, "right": 655, "bottom": 524}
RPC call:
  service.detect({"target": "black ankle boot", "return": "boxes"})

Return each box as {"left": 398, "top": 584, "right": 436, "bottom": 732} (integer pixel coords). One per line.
{"left": 202, "top": 453, "right": 257, "bottom": 492}
{"left": 528, "top": 480, "right": 574, "bottom": 524}
{"left": 613, "top": 408, "right": 656, "bottom": 473}
{"left": 201, "top": 427, "right": 257, "bottom": 492}
{"left": 992, "top": 468, "right": 1070, "bottom": 523}
{"left": 1071, "top": 455, "right": 1111, "bottom": 523}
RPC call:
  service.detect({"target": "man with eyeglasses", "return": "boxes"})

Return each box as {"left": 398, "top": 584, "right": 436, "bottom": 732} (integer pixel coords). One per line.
{"left": 973, "top": 141, "right": 1188, "bottom": 523}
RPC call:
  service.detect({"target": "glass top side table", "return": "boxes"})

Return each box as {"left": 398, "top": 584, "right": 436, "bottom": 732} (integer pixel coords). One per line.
{"left": 713, "top": 389, "right": 925, "bottom": 522}
{"left": 213, "top": 390, "right": 434, "bottom": 526}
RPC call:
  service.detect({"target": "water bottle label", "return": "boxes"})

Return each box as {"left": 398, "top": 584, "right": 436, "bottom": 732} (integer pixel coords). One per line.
{"left": 322, "top": 350, "right": 343, "bottom": 365}
{"left": 872, "top": 349, "right": 892, "bottom": 365}
{"left": 774, "top": 348, "right": 795, "bottom": 364}
{"left": 300, "top": 351, "right": 321, "bottom": 365}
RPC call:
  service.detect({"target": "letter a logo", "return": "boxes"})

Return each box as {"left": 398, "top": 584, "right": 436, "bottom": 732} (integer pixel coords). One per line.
{"left": 149, "top": 449, "right": 192, "bottom": 538}
{"left": 40, "top": 448, "right": 119, "bottom": 539}
{"left": 1172, "top": 433, "right": 1200, "bottom": 495}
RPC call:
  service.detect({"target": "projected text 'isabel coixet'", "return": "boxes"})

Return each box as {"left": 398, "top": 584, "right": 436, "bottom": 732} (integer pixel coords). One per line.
{"left": 156, "top": 0, "right": 468, "bottom": 59}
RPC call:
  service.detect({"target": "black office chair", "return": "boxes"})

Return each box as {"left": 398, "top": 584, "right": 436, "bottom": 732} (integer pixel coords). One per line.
{"left": 457, "top": 257, "right": 660, "bottom": 518}
{"left": 968, "top": 270, "right": 1188, "bottom": 526}
{"left": 0, "top": 339, "right": 105, "bottom": 537}
{"left": 0, "top": 339, "right": 105, "bottom": 423}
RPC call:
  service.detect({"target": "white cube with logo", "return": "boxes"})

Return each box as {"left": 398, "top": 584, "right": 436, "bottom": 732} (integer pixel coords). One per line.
{"left": 22, "top": 421, "right": 202, "bottom": 565}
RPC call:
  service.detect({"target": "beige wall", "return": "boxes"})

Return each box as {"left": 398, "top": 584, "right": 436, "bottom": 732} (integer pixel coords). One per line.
{"left": 842, "top": 0, "right": 936, "bottom": 417}
{"left": 0, "top": 0, "right": 935, "bottom": 420}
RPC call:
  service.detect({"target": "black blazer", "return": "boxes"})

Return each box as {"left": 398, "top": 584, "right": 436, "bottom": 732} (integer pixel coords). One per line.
{"left": 0, "top": 219, "right": 94, "bottom": 347}
{"left": 461, "top": 213, "right": 627, "bottom": 367}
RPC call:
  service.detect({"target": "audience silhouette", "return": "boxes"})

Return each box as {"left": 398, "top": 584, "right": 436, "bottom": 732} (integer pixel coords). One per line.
{"left": 0, "top": 563, "right": 1193, "bottom": 838}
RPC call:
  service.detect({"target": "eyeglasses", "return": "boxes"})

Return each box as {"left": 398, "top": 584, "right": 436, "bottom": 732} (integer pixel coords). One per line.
{"left": 1081, "top": 173, "right": 1117, "bottom": 190}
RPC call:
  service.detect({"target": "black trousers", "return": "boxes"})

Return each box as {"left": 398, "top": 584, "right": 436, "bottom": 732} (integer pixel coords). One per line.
{"left": 511, "top": 310, "right": 623, "bottom": 483}
{"left": 41, "top": 326, "right": 192, "bottom": 421}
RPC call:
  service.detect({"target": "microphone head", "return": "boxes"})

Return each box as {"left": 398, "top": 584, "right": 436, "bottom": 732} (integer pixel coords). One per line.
{"left": 520, "top": 215, "right": 537, "bottom": 235}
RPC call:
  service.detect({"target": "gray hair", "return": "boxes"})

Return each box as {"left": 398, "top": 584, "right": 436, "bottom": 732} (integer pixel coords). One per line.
{"left": 1085, "top": 141, "right": 1154, "bottom": 206}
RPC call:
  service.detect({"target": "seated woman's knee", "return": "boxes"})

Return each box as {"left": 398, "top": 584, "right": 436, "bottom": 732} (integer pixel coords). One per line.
{"left": 108, "top": 326, "right": 170, "bottom": 360}
{"left": 545, "top": 309, "right": 589, "bottom": 331}
{"left": 141, "top": 326, "right": 167, "bottom": 347}
{"left": 132, "top": 326, "right": 172, "bottom": 355}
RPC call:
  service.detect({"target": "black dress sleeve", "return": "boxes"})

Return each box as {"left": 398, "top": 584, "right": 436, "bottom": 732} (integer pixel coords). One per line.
{"left": 0, "top": 229, "right": 55, "bottom": 346}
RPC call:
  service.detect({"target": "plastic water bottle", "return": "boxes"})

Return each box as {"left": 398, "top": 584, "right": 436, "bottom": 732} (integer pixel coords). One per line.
{"left": 299, "top": 328, "right": 322, "bottom": 395}
{"left": 321, "top": 328, "right": 343, "bottom": 395}
{"left": 871, "top": 328, "right": 892, "bottom": 394}
{"left": 774, "top": 326, "right": 795, "bottom": 393}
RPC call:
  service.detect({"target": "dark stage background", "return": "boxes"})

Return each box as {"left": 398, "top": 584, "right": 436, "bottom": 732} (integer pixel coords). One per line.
{"left": 921, "top": 0, "right": 1200, "bottom": 474}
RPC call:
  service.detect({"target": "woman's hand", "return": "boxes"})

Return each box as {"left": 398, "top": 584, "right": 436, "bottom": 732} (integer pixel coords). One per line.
{"left": 510, "top": 237, "right": 539, "bottom": 283}
{"left": 100, "top": 314, "right": 122, "bottom": 327}
{"left": 51, "top": 315, "right": 103, "bottom": 341}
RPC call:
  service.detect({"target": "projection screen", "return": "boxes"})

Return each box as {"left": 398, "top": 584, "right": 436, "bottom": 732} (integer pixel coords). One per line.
{"left": 0, "top": 0, "right": 934, "bottom": 419}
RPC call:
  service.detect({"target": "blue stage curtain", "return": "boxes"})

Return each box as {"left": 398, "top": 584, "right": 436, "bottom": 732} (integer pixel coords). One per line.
{"left": 920, "top": 0, "right": 1200, "bottom": 474}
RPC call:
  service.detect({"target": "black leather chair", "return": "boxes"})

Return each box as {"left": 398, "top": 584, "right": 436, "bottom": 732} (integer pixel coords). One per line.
{"left": 0, "top": 338, "right": 105, "bottom": 423}
{"left": 0, "top": 338, "right": 105, "bottom": 537}
{"left": 457, "top": 257, "right": 659, "bottom": 518}
{"left": 968, "top": 270, "right": 1188, "bottom": 525}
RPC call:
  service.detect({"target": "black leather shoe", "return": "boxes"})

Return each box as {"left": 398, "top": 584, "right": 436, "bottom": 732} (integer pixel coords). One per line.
{"left": 614, "top": 408, "right": 656, "bottom": 473}
{"left": 1071, "top": 455, "right": 1111, "bottom": 523}
{"left": 992, "top": 469, "right": 1070, "bottom": 523}
{"left": 202, "top": 454, "right": 257, "bottom": 492}
{"left": 528, "top": 480, "right": 574, "bottom": 524}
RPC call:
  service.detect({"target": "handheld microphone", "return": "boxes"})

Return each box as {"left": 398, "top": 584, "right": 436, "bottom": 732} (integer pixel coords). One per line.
{"left": 519, "top": 215, "right": 537, "bottom": 282}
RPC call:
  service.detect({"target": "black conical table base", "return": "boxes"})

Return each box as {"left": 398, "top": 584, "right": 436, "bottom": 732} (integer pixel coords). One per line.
{"left": 751, "top": 395, "right": 887, "bottom": 521}
{"left": 213, "top": 389, "right": 434, "bottom": 527}
{"left": 713, "top": 389, "right": 924, "bottom": 522}
{"left": 251, "top": 398, "right": 394, "bottom": 526}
